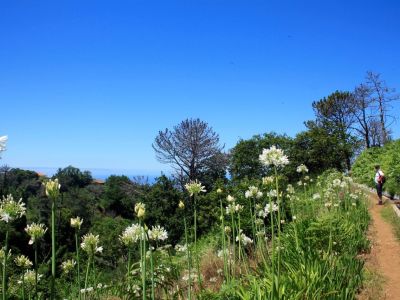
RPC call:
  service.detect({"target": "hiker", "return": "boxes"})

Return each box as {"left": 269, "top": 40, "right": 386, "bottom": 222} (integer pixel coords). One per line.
{"left": 374, "top": 165, "right": 385, "bottom": 205}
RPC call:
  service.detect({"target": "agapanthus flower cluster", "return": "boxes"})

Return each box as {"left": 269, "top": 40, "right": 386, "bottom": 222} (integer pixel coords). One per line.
{"left": 259, "top": 146, "right": 289, "bottom": 168}
{"left": 175, "top": 244, "right": 187, "bottom": 252}
{"left": 296, "top": 164, "right": 309, "bottom": 173}
{"left": 225, "top": 203, "right": 243, "bottom": 214}
{"left": 43, "top": 178, "right": 61, "bottom": 199}
{"left": 245, "top": 186, "right": 263, "bottom": 199}
{"left": 14, "top": 255, "right": 33, "bottom": 269}
{"left": 286, "top": 184, "right": 295, "bottom": 194}
{"left": 267, "top": 189, "right": 277, "bottom": 198}
{"left": 0, "top": 135, "right": 8, "bottom": 154}
{"left": 148, "top": 225, "right": 168, "bottom": 242}
{"left": 0, "top": 248, "right": 11, "bottom": 264}
{"left": 120, "top": 223, "right": 145, "bottom": 246}
{"left": 70, "top": 216, "right": 83, "bottom": 229}
{"left": 312, "top": 193, "right": 321, "bottom": 200}
{"left": 258, "top": 202, "right": 279, "bottom": 218}
{"left": 61, "top": 259, "right": 76, "bottom": 275}
{"left": 134, "top": 202, "right": 146, "bottom": 218}
{"left": 235, "top": 230, "right": 253, "bottom": 246}
{"left": 0, "top": 194, "right": 26, "bottom": 223}
{"left": 81, "top": 233, "right": 103, "bottom": 256}
{"left": 262, "top": 176, "right": 274, "bottom": 185}
{"left": 184, "top": 180, "right": 206, "bottom": 196}
{"left": 25, "top": 223, "right": 47, "bottom": 245}
{"left": 226, "top": 195, "right": 235, "bottom": 202}
{"left": 21, "top": 270, "right": 42, "bottom": 288}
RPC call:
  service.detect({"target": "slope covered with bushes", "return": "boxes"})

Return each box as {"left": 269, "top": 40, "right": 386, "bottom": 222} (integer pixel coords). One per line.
{"left": 352, "top": 140, "right": 400, "bottom": 197}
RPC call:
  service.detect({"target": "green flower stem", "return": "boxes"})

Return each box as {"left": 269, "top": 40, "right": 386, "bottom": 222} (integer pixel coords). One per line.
{"left": 83, "top": 255, "right": 92, "bottom": 300}
{"left": 183, "top": 216, "right": 191, "bottom": 300}
{"left": 219, "top": 198, "right": 228, "bottom": 282}
{"left": 127, "top": 248, "right": 132, "bottom": 280}
{"left": 238, "top": 212, "right": 241, "bottom": 263}
{"left": 2, "top": 226, "right": 9, "bottom": 300}
{"left": 249, "top": 198, "right": 256, "bottom": 249}
{"left": 50, "top": 198, "right": 56, "bottom": 300}
{"left": 230, "top": 211, "right": 236, "bottom": 277}
{"left": 149, "top": 245, "right": 155, "bottom": 300}
{"left": 34, "top": 242, "right": 38, "bottom": 299}
{"left": 22, "top": 273, "right": 25, "bottom": 300}
{"left": 141, "top": 221, "right": 146, "bottom": 300}
{"left": 274, "top": 167, "right": 281, "bottom": 287}
{"left": 269, "top": 195, "right": 275, "bottom": 280}
{"left": 75, "top": 232, "right": 81, "bottom": 300}
{"left": 193, "top": 195, "right": 202, "bottom": 288}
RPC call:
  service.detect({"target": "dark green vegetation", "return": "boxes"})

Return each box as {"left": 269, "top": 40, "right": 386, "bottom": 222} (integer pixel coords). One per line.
{"left": 352, "top": 140, "right": 400, "bottom": 197}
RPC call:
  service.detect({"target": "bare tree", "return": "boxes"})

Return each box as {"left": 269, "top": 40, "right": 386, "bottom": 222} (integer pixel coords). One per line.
{"left": 153, "top": 118, "right": 225, "bottom": 184}
{"left": 366, "top": 71, "right": 399, "bottom": 145}
{"left": 352, "top": 84, "right": 373, "bottom": 148}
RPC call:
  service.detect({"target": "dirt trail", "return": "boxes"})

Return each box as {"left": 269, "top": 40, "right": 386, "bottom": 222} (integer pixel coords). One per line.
{"left": 363, "top": 193, "right": 400, "bottom": 299}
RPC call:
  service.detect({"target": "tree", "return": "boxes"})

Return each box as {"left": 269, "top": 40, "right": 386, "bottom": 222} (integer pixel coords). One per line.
{"left": 366, "top": 71, "right": 399, "bottom": 145}
{"left": 53, "top": 166, "right": 93, "bottom": 192}
{"left": 352, "top": 84, "right": 373, "bottom": 148}
{"left": 153, "top": 118, "right": 225, "bottom": 184}
{"left": 312, "top": 91, "right": 358, "bottom": 170}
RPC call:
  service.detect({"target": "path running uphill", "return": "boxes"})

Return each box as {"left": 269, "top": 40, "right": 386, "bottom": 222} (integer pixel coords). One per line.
{"left": 363, "top": 193, "right": 400, "bottom": 299}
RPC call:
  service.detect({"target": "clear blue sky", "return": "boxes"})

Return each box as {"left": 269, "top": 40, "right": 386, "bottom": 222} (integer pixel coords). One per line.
{"left": 1, "top": 0, "right": 400, "bottom": 175}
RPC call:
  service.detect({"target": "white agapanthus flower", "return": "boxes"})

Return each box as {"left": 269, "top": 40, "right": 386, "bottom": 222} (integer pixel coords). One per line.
{"left": 23, "top": 270, "right": 42, "bottom": 288}
{"left": 259, "top": 146, "right": 289, "bottom": 168}
{"left": 267, "top": 189, "right": 277, "bottom": 198}
{"left": 148, "top": 225, "right": 168, "bottom": 242}
{"left": 226, "top": 195, "right": 235, "bottom": 203}
{"left": 262, "top": 176, "right": 274, "bottom": 185}
{"left": 0, "top": 136, "right": 8, "bottom": 154}
{"left": 245, "top": 186, "right": 263, "bottom": 199}
{"left": 235, "top": 204, "right": 244, "bottom": 212}
{"left": 81, "top": 233, "right": 103, "bottom": 256}
{"left": 25, "top": 223, "right": 47, "bottom": 245}
{"left": 15, "top": 255, "right": 33, "bottom": 269}
{"left": 235, "top": 230, "right": 253, "bottom": 246}
{"left": 296, "top": 164, "right": 308, "bottom": 173}
{"left": 0, "top": 194, "right": 26, "bottom": 223}
{"left": 185, "top": 180, "right": 206, "bottom": 196}
{"left": 332, "top": 179, "right": 341, "bottom": 188}
{"left": 286, "top": 184, "right": 295, "bottom": 194}
{"left": 120, "top": 223, "right": 146, "bottom": 246}
{"left": 259, "top": 202, "right": 279, "bottom": 218}
{"left": 61, "top": 259, "right": 76, "bottom": 275}
{"left": 70, "top": 216, "right": 83, "bottom": 229}
{"left": 43, "top": 179, "right": 61, "bottom": 199}
{"left": 174, "top": 244, "right": 187, "bottom": 252}
{"left": 134, "top": 202, "right": 146, "bottom": 218}
{"left": 312, "top": 193, "right": 321, "bottom": 200}
{"left": 225, "top": 204, "right": 236, "bottom": 215}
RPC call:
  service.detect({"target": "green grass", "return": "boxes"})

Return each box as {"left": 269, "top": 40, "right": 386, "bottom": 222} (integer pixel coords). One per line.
{"left": 380, "top": 204, "right": 400, "bottom": 241}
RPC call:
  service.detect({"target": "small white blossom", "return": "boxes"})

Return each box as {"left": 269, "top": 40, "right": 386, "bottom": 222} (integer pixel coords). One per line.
{"left": 25, "top": 223, "right": 47, "bottom": 245}
{"left": 0, "top": 194, "right": 26, "bottom": 223}
{"left": 81, "top": 233, "right": 102, "bottom": 256}
{"left": 296, "top": 164, "right": 308, "bottom": 173}
{"left": 70, "top": 217, "right": 83, "bottom": 229}
{"left": 148, "top": 225, "right": 168, "bottom": 242}
{"left": 245, "top": 186, "right": 263, "bottom": 199}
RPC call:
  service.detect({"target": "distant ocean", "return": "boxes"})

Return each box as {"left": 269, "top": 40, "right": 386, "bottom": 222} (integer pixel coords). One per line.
{"left": 20, "top": 167, "right": 164, "bottom": 184}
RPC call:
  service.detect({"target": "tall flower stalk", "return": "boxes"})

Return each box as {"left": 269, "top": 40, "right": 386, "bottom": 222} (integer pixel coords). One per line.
{"left": 135, "top": 202, "right": 147, "bottom": 300}
{"left": 0, "top": 194, "right": 26, "bottom": 300}
{"left": 185, "top": 180, "right": 206, "bottom": 288}
{"left": 25, "top": 222, "right": 47, "bottom": 299}
{"left": 80, "top": 233, "right": 102, "bottom": 300}
{"left": 259, "top": 145, "right": 289, "bottom": 290}
{"left": 43, "top": 179, "right": 61, "bottom": 300}
{"left": 71, "top": 217, "right": 83, "bottom": 299}
{"left": 179, "top": 200, "right": 191, "bottom": 299}
{"left": 217, "top": 189, "right": 228, "bottom": 282}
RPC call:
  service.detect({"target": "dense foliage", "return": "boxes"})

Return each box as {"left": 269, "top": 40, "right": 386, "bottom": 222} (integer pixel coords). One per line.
{"left": 352, "top": 139, "right": 400, "bottom": 197}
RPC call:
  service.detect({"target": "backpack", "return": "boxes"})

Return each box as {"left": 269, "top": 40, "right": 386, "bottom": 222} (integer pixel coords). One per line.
{"left": 378, "top": 174, "right": 386, "bottom": 184}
